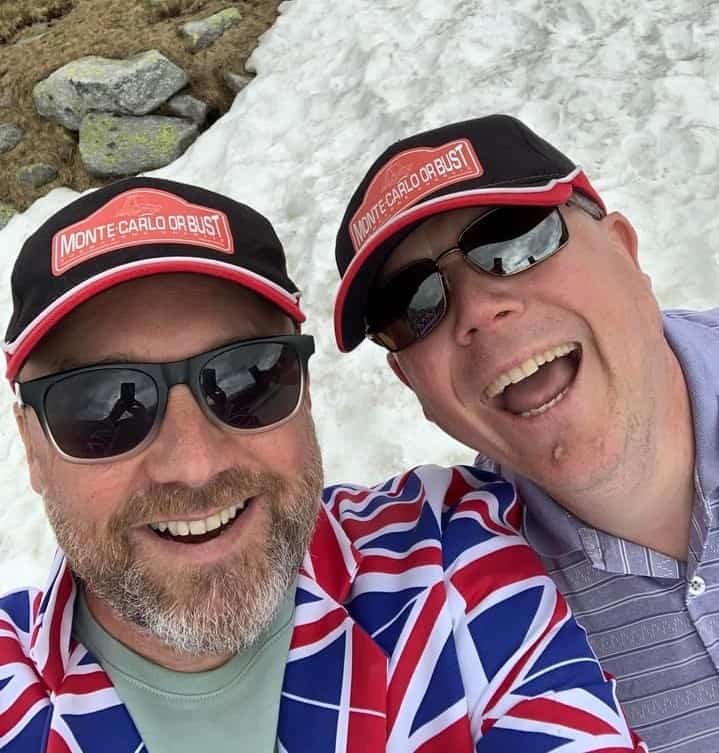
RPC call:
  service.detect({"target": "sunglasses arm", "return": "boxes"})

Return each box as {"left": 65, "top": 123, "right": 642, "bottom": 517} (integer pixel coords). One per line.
{"left": 14, "top": 383, "right": 25, "bottom": 408}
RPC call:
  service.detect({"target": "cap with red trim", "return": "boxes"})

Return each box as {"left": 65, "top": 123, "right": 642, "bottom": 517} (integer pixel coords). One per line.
{"left": 4, "top": 176, "right": 303, "bottom": 382}
{"left": 333, "top": 114, "right": 606, "bottom": 352}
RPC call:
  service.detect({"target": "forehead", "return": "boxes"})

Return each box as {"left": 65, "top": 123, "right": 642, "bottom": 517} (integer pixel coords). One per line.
{"left": 380, "top": 206, "right": 491, "bottom": 280}
{"left": 23, "top": 274, "right": 292, "bottom": 378}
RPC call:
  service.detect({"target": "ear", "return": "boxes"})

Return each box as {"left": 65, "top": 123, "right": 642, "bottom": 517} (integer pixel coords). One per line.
{"left": 14, "top": 403, "right": 45, "bottom": 495}
{"left": 604, "top": 211, "right": 640, "bottom": 267}
{"left": 386, "top": 352, "right": 414, "bottom": 391}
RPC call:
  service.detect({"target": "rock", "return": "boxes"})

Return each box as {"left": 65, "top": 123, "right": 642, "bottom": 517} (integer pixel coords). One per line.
{"left": 33, "top": 50, "right": 189, "bottom": 130}
{"left": 17, "top": 163, "right": 58, "bottom": 190}
{"left": 180, "top": 8, "right": 242, "bottom": 52}
{"left": 167, "top": 93, "right": 208, "bottom": 125}
{"left": 0, "top": 203, "right": 17, "bottom": 231}
{"left": 224, "top": 72, "right": 253, "bottom": 94}
{"left": 0, "top": 124, "right": 24, "bottom": 154}
{"left": 79, "top": 112, "right": 198, "bottom": 177}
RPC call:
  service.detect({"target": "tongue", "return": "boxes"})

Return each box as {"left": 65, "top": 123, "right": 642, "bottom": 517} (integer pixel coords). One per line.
{"left": 502, "top": 355, "right": 577, "bottom": 414}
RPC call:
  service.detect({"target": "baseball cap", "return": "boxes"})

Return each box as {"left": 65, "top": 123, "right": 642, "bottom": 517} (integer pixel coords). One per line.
{"left": 333, "top": 114, "right": 606, "bottom": 352}
{"left": 4, "top": 176, "right": 304, "bottom": 382}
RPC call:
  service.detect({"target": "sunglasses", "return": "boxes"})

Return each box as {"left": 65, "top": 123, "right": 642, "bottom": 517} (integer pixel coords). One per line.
{"left": 17, "top": 335, "right": 315, "bottom": 463}
{"left": 366, "top": 205, "right": 569, "bottom": 351}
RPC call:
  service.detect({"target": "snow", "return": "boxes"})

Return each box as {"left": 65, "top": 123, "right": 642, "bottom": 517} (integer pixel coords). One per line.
{"left": 1, "top": 0, "right": 718, "bottom": 590}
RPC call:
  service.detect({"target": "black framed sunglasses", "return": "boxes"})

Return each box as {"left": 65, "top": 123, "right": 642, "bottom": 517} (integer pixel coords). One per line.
{"left": 17, "top": 334, "right": 315, "bottom": 463}
{"left": 366, "top": 205, "right": 571, "bottom": 351}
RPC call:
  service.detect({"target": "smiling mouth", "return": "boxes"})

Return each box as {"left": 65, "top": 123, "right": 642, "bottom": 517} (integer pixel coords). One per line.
{"left": 147, "top": 499, "right": 252, "bottom": 545}
{"left": 484, "top": 343, "right": 582, "bottom": 417}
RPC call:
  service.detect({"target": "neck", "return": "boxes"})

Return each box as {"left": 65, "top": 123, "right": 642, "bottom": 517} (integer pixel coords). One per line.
{"left": 555, "top": 349, "right": 696, "bottom": 561}
{"left": 83, "top": 589, "right": 233, "bottom": 672}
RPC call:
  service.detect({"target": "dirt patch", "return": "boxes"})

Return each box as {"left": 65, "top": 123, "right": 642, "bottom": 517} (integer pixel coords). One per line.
{"left": 0, "top": 0, "right": 281, "bottom": 212}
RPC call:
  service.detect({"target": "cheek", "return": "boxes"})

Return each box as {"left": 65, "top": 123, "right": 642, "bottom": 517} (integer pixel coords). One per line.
{"left": 397, "top": 338, "right": 450, "bottom": 393}
{"left": 42, "top": 457, "right": 135, "bottom": 531}
{"left": 233, "top": 409, "right": 321, "bottom": 479}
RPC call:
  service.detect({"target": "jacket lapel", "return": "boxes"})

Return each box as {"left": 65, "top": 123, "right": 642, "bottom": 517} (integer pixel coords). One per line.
{"left": 26, "top": 508, "right": 387, "bottom": 753}
{"left": 278, "top": 507, "right": 388, "bottom": 753}
{"left": 24, "top": 551, "right": 145, "bottom": 753}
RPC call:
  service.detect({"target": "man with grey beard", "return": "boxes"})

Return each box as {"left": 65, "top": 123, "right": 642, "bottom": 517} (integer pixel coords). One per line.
{"left": 0, "top": 177, "right": 327, "bottom": 753}
{"left": 0, "top": 176, "right": 646, "bottom": 753}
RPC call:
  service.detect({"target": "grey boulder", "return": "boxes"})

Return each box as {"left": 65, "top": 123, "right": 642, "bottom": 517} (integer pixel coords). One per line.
{"left": 79, "top": 112, "right": 198, "bottom": 177}
{"left": 17, "top": 163, "right": 58, "bottom": 189}
{"left": 0, "top": 124, "right": 24, "bottom": 154}
{"left": 167, "top": 93, "right": 208, "bottom": 125}
{"left": 180, "top": 8, "right": 242, "bottom": 51}
{"left": 224, "top": 72, "right": 253, "bottom": 94}
{"left": 33, "top": 50, "right": 189, "bottom": 130}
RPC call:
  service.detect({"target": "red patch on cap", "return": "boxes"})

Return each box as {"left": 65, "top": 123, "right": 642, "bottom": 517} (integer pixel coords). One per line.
{"left": 349, "top": 139, "right": 483, "bottom": 254}
{"left": 51, "top": 188, "right": 234, "bottom": 276}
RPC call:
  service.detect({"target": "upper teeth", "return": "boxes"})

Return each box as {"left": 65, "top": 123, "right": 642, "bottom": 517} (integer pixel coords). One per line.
{"left": 149, "top": 501, "right": 246, "bottom": 536}
{"left": 484, "top": 343, "right": 578, "bottom": 400}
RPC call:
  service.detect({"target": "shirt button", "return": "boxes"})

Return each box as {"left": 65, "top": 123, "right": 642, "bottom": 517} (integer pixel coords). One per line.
{"left": 688, "top": 575, "right": 706, "bottom": 597}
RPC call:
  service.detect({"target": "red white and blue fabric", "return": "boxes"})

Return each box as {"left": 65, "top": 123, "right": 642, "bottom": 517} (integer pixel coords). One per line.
{"left": 0, "top": 464, "right": 646, "bottom": 752}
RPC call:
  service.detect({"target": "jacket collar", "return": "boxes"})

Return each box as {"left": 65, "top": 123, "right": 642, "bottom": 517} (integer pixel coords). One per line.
{"left": 28, "top": 505, "right": 388, "bottom": 753}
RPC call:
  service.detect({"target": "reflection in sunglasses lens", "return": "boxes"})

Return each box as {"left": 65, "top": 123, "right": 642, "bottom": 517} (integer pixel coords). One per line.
{"left": 201, "top": 343, "right": 301, "bottom": 429}
{"left": 463, "top": 208, "right": 562, "bottom": 275}
{"left": 45, "top": 369, "right": 158, "bottom": 459}
{"left": 407, "top": 273, "right": 446, "bottom": 339}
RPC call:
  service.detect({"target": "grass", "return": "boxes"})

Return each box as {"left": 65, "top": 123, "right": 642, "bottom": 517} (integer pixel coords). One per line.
{"left": 0, "top": 1, "right": 73, "bottom": 44}
{"left": 143, "top": 0, "right": 208, "bottom": 22}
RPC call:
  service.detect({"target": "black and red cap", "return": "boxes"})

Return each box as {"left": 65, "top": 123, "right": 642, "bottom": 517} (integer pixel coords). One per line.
{"left": 4, "top": 176, "right": 304, "bottom": 382}
{"left": 333, "top": 114, "right": 606, "bottom": 352}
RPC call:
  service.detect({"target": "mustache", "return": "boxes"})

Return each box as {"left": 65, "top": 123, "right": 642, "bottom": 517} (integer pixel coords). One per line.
{"left": 110, "top": 467, "right": 288, "bottom": 530}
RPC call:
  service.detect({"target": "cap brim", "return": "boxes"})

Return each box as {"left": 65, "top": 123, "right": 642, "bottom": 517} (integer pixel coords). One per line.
{"left": 334, "top": 170, "right": 602, "bottom": 352}
{"left": 5, "top": 257, "right": 304, "bottom": 381}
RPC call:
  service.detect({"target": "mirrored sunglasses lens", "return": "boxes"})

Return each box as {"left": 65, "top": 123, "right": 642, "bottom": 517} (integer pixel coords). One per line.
{"left": 45, "top": 369, "right": 159, "bottom": 459}
{"left": 368, "top": 261, "right": 447, "bottom": 350}
{"left": 375, "top": 272, "right": 447, "bottom": 351}
{"left": 463, "top": 207, "right": 565, "bottom": 275}
{"left": 200, "top": 343, "right": 302, "bottom": 429}
{"left": 405, "top": 272, "right": 447, "bottom": 338}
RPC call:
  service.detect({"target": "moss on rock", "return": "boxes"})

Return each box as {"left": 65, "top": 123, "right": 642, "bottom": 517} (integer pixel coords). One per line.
{"left": 79, "top": 112, "right": 198, "bottom": 177}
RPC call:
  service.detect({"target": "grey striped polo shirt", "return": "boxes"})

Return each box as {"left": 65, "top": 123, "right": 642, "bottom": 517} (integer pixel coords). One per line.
{"left": 478, "top": 308, "right": 719, "bottom": 752}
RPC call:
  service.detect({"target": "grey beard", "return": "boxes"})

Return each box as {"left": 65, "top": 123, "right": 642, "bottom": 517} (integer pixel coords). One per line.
{"left": 48, "top": 437, "right": 323, "bottom": 657}
{"left": 97, "top": 498, "right": 312, "bottom": 655}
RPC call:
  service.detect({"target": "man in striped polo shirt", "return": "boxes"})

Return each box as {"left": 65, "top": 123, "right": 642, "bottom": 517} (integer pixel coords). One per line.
{"left": 333, "top": 114, "right": 719, "bottom": 752}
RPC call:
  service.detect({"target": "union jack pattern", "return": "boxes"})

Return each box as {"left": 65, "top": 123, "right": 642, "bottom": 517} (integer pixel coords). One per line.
{"left": 0, "top": 464, "right": 646, "bottom": 752}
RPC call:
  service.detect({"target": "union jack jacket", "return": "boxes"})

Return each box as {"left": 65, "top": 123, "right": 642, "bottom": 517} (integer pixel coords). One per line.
{"left": 0, "top": 464, "right": 645, "bottom": 752}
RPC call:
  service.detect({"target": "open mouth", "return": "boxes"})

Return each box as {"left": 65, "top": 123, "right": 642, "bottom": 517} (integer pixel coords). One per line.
{"left": 147, "top": 499, "right": 252, "bottom": 545}
{"left": 484, "top": 343, "right": 582, "bottom": 417}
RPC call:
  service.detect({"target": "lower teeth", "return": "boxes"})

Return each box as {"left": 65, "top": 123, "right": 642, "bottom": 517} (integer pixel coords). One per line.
{"left": 520, "top": 386, "right": 569, "bottom": 417}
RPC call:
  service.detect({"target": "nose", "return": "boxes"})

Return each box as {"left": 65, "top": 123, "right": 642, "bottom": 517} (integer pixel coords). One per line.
{"left": 140, "top": 385, "right": 234, "bottom": 488}
{"left": 440, "top": 253, "right": 525, "bottom": 345}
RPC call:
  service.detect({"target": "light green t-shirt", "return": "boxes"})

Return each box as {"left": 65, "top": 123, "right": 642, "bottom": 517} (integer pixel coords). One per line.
{"left": 73, "top": 588, "right": 295, "bottom": 753}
